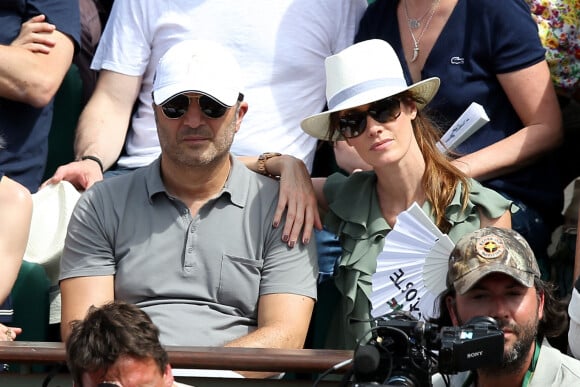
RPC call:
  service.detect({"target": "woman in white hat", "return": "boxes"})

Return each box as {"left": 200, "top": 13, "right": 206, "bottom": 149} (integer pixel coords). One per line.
{"left": 257, "top": 39, "right": 514, "bottom": 349}
{"left": 0, "top": 137, "right": 29, "bottom": 341}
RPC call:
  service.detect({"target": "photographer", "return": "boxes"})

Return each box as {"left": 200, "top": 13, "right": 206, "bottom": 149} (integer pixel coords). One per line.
{"left": 433, "top": 227, "right": 580, "bottom": 386}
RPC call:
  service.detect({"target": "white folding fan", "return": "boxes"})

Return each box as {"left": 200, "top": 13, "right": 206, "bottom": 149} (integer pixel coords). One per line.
{"left": 370, "top": 203, "right": 454, "bottom": 320}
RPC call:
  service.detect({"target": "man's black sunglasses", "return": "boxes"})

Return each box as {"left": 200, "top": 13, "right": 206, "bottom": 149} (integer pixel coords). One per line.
{"left": 161, "top": 93, "right": 243, "bottom": 120}
{"left": 338, "top": 96, "right": 402, "bottom": 139}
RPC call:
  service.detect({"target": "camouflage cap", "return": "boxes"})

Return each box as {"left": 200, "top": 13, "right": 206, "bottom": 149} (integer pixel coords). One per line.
{"left": 447, "top": 227, "right": 541, "bottom": 295}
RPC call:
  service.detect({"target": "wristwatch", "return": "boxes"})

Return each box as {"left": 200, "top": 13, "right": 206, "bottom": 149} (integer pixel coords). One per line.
{"left": 257, "top": 152, "right": 282, "bottom": 178}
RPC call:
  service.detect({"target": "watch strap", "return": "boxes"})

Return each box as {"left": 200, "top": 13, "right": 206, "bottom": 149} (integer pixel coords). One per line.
{"left": 257, "top": 152, "right": 281, "bottom": 178}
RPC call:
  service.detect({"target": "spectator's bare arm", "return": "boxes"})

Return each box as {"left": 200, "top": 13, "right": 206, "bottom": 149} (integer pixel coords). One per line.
{"left": 42, "top": 71, "right": 141, "bottom": 190}
{"left": 0, "top": 177, "right": 31, "bottom": 303}
{"left": 225, "top": 293, "right": 315, "bottom": 378}
{"left": 60, "top": 275, "right": 114, "bottom": 341}
{"left": 0, "top": 21, "right": 74, "bottom": 107}
{"left": 452, "top": 61, "right": 562, "bottom": 181}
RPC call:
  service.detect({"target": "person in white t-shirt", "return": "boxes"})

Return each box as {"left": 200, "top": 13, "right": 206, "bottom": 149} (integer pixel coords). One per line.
{"left": 43, "top": 0, "right": 367, "bottom": 247}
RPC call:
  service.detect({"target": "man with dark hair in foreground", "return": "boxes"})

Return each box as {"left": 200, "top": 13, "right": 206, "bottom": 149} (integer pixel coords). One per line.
{"left": 66, "top": 301, "right": 191, "bottom": 387}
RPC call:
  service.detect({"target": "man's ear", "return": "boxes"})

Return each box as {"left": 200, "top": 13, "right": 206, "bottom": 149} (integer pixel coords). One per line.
{"left": 537, "top": 289, "right": 545, "bottom": 321}
{"left": 446, "top": 295, "right": 460, "bottom": 326}
{"left": 163, "top": 364, "right": 174, "bottom": 387}
{"left": 235, "top": 101, "right": 249, "bottom": 130}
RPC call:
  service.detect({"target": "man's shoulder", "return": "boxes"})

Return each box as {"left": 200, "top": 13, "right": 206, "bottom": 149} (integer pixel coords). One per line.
{"left": 229, "top": 158, "right": 280, "bottom": 200}
{"left": 535, "top": 339, "right": 580, "bottom": 384}
{"left": 92, "top": 167, "right": 144, "bottom": 189}
{"left": 83, "top": 166, "right": 150, "bottom": 204}
{"left": 550, "top": 346, "right": 580, "bottom": 377}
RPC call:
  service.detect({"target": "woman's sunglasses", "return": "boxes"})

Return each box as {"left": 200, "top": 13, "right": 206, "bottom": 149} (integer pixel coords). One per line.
{"left": 160, "top": 93, "right": 243, "bottom": 120}
{"left": 338, "top": 96, "right": 402, "bottom": 139}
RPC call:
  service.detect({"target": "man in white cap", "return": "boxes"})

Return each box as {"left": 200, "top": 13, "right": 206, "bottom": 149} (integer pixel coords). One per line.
{"left": 59, "top": 40, "right": 317, "bottom": 378}
{"left": 433, "top": 227, "right": 580, "bottom": 386}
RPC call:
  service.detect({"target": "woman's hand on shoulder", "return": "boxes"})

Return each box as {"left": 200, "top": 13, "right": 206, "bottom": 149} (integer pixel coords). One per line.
{"left": 272, "top": 155, "right": 322, "bottom": 247}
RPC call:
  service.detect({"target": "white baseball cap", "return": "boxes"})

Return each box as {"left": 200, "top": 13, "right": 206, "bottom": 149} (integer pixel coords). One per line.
{"left": 152, "top": 39, "right": 243, "bottom": 107}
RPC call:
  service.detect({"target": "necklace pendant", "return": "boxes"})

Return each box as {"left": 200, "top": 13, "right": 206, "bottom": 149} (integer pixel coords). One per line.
{"left": 408, "top": 19, "right": 420, "bottom": 29}
{"left": 411, "top": 45, "right": 419, "bottom": 62}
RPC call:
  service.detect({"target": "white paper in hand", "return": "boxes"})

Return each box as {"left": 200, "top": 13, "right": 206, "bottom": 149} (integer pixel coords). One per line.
{"left": 437, "top": 102, "right": 489, "bottom": 152}
{"left": 371, "top": 203, "right": 454, "bottom": 320}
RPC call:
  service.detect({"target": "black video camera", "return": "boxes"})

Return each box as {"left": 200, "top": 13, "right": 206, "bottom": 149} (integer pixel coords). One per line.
{"left": 438, "top": 316, "right": 504, "bottom": 374}
{"left": 352, "top": 314, "right": 504, "bottom": 386}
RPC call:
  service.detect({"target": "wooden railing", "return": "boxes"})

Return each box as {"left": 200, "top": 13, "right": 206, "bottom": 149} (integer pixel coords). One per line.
{"left": 0, "top": 341, "right": 354, "bottom": 374}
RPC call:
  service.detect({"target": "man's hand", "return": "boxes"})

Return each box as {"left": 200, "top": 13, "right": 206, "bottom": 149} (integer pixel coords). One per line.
{"left": 0, "top": 324, "right": 22, "bottom": 341}
{"left": 41, "top": 159, "right": 104, "bottom": 191}
{"left": 11, "top": 14, "right": 56, "bottom": 54}
{"left": 271, "top": 155, "right": 322, "bottom": 247}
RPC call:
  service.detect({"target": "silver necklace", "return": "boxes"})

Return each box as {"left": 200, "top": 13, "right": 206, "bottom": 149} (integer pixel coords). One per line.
{"left": 406, "top": 0, "right": 440, "bottom": 62}
{"left": 403, "top": 0, "right": 434, "bottom": 29}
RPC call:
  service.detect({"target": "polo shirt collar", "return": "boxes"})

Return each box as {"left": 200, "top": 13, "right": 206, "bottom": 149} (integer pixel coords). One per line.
{"left": 145, "top": 157, "right": 166, "bottom": 201}
{"left": 221, "top": 156, "right": 249, "bottom": 208}
{"left": 144, "top": 155, "right": 249, "bottom": 208}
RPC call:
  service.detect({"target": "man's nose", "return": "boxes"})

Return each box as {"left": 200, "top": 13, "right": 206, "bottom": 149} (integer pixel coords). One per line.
{"left": 488, "top": 297, "right": 510, "bottom": 320}
{"left": 182, "top": 99, "right": 205, "bottom": 126}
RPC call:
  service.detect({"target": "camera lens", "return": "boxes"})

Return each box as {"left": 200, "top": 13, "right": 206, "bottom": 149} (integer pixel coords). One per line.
{"left": 386, "top": 374, "right": 418, "bottom": 386}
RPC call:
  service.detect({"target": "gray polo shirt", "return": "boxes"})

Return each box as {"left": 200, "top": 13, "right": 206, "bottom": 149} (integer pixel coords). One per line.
{"left": 60, "top": 156, "right": 318, "bottom": 346}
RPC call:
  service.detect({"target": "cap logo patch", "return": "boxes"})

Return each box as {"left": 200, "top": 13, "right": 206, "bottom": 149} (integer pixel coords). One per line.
{"left": 476, "top": 235, "right": 505, "bottom": 259}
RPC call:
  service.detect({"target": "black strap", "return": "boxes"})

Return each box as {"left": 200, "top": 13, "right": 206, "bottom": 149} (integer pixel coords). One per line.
{"left": 81, "top": 155, "right": 104, "bottom": 173}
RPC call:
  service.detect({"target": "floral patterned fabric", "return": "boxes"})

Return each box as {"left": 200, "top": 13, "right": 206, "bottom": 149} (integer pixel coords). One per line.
{"left": 527, "top": 0, "right": 580, "bottom": 97}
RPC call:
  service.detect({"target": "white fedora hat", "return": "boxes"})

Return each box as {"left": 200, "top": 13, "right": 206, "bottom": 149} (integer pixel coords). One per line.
{"left": 301, "top": 39, "right": 440, "bottom": 141}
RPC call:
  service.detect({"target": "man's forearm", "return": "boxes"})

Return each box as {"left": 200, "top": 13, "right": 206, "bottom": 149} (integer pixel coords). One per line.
{"left": 73, "top": 70, "right": 142, "bottom": 171}
{"left": 225, "top": 324, "right": 306, "bottom": 350}
{"left": 224, "top": 293, "right": 313, "bottom": 379}
{"left": 74, "top": 95, "right": 130, "bottom": 170}
{"left": 0, "top": 33, "right": 73, "bottom": 107}
{"left": 224, "top": 325, "right": 307, "bottom": 378}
